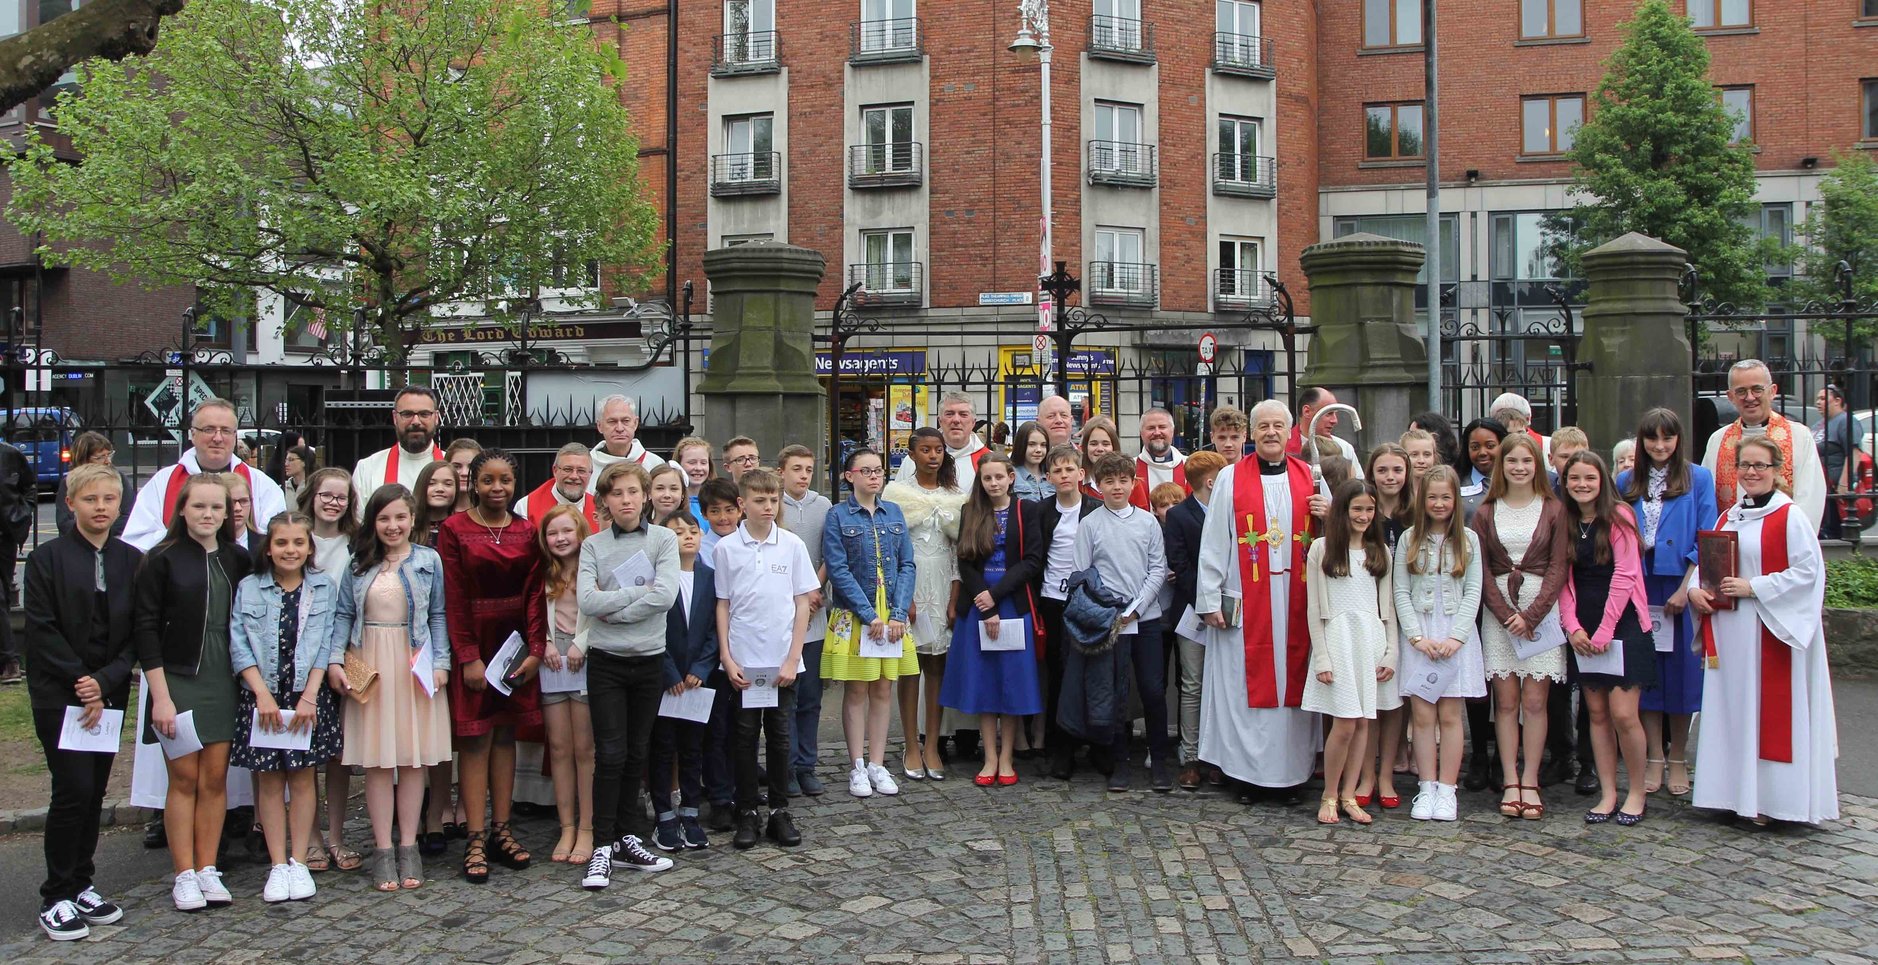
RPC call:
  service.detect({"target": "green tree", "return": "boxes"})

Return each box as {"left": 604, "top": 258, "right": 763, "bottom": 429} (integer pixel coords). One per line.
{"left": 1557, "top": 0, "right": 1771, "bottom": 308}
{"left": 0, "top": 0, "right": 185, "bottom": 114}
{"left": 6, "top": 0, "right": 659, "bottom": 366}
{"left": 1788, "top": 152, "right": 1878, "bottom": 343}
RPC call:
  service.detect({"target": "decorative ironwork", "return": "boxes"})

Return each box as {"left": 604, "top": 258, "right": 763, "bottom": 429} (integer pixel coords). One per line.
{"left": 1212, "top": 32, "right": 1274, "bottom": 78}
{"left": 824, "top": 282, "right": 886, "bottom": 493}
{"left": 1088, "top": 14, "right": 1154, "bottom": 62}
{"left": 1436, "top": 284, "right": 1585, "bottom": 428}
{"left": 850, "top": 17, "right": 922, "bottom": 63}
{"left": 712, "top": 31, "right": 781, "bottom": 75}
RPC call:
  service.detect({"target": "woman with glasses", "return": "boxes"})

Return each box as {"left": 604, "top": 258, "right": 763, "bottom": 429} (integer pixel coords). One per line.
{"left": 295, "top": 468, "right": 367, "bottom": 875}
{"left": 54, "top": 431, "right": 134, "bottom": 538}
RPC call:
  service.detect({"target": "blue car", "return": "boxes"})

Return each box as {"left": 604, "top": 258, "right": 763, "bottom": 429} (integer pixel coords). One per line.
{"left": 6, "top": 406, "right": 81, "bottom": 488}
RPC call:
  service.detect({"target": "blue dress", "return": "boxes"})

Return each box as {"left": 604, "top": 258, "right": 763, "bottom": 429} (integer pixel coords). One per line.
{"left": 939, "top": 507, "right": 1044, "bottom": 716}
{"left": 1619, "top": 465, "right": 1716, "bottom": 716}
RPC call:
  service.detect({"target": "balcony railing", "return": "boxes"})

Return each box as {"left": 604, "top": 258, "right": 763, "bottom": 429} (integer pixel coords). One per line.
{"left": 848, "top": 262, "right": 924, "bottom": 306}
{"left": 1087, "top": 140, "right": 1157, "bottom": 187}
{"left": 1087, "top": 262, "right": 1158, "bottom": 308}
{"left": 709, "top": 152, "right": 782, "bottom": 197}
{"left": 850, "top": 18, "right": 923, "bottom": 64}
{"left": 1088, "top": 14, "right": 1155, "bottom": 63}
{"left": 847, "top": 142, "right": 924, "bottom": 188}
{"left": 1213, "top": 269, "right": 1271, "bottom": 311}
{"left": 1212, "top": 32, "right": 1274, "bottom": 78}
{"left": 712, "top": 31, "right": 781, "bottom": 75}
{"left": 1213, "top": 154, "right": 1276, "bottom": 198}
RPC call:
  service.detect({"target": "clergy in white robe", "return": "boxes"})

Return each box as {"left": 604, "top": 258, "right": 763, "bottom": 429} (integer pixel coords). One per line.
{"left": 1194, "top": 400, "right": 1327, "bottom": 788}
{"left": 1691, "top": 488, "right": 1838, "bottom": 824}
{"left": 1699, "top": 362, "right": 1826, "bottom": 528}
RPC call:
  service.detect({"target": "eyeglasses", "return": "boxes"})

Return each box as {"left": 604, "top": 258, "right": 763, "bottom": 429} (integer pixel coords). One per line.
{"left": 396, "top": 409, "right": 438, "bottom": 420}
{"left": 1728, "top": 384, "right": 1770, "bottom": 400}
{"left": 191, "top": 426, "right": 236, "bottom": 438}
{"left": 727, "top": 454, "right": 759, "bottom": 466}
{"left": 316, "top": 493, "right": 350, "bottom": 504}
{"left": 848, "top": 467, "right": 885, "bottom": 477}
{"left": 1736, "top": 462, "right": 1776, "bottom": 473}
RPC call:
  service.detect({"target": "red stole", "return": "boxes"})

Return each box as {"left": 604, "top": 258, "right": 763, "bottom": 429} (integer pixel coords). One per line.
{"left": 162, "top": 459, "right": 253, "bottom": 525}
{"left": 1132, "top": 456, "right": 1189, "bottom": 508}
{"left": 1699, "top": 504, "right": 1794, "bottom": 763}
{"left": 523, "top": 478, "right": 601, "bottom": 532}
{"left": 386, "top": 445, "right": 444, "bottom": 488}
{"left": 1231, "top": 456, "right": 1316, "bottom": 708}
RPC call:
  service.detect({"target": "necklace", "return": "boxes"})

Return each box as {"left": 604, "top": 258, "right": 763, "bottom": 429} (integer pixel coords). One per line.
{"left": 1578, "top": 518, "right": 1596, "bottom": 539}
{"left": 470, "top": 506, "right": 508, "bottom": 545}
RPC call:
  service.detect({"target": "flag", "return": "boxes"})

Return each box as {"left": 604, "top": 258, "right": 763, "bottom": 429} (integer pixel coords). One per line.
{"left": 306, "top": 307, "right": 328, "bottom": 340}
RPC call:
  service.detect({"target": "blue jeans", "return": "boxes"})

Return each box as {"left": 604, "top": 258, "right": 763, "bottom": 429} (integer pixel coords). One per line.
{"left": 791, "top": 636, "right": 824, "bottom": 771}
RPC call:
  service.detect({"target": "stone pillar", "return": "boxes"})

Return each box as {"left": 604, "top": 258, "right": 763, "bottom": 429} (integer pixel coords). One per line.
{"left": 1578, "top": 233, "right": 1692, "bottom": 453}
{"left": 697, "top": 242, "right": 827, "bottom": 462}
{"left": 1299, "top": 233, "right": 1429, "bottom": 453}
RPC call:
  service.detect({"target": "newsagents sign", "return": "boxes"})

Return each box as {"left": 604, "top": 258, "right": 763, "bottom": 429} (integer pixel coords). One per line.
{"left": 814, "top": 349, "right": 927, "bottom": 377}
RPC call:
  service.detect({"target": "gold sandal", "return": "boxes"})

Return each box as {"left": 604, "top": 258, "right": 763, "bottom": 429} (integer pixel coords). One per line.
{"left": 1340, "top": 798, "right": 1373, "bottom": 825}
{"left": 1316, "top": 794, "right": 1341, "bottom": 825}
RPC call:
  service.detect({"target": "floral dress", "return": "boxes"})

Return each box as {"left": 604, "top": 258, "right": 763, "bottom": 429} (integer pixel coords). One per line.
{"left": 231, "top": 585, "right": 344, "bottom": 772}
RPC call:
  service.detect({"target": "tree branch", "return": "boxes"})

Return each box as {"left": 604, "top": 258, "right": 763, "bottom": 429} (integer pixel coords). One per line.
{"left": 0, "top": 0, "right": 187, "bottom": 114}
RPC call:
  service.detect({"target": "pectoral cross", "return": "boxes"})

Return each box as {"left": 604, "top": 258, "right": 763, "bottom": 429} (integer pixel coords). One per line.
{"left": 1238, "top": 514, "right": 1283, "bottom": 582}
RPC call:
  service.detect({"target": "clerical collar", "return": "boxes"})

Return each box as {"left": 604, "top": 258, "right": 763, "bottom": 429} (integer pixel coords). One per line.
{"left": 1258, "top": 457, "right": 1286, "bottom": 476}
{"left": 1741, "top": 491, "right": 1774, "bottom": 509}
{"left": 1740, "top": 417, "right": 1769, "bottom": 431}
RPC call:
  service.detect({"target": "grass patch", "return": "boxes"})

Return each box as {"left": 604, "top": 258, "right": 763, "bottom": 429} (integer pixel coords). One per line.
{"left": 0, "top": 685, "right": 31, "bottom": 737}
{"left": 1826, "top": 557, "right": 1878, "bottom": 609}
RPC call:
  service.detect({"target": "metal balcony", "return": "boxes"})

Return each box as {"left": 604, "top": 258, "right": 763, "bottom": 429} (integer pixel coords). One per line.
{"left": 1213, "top": 269, "right": 1272, "bottom": 311}
{"left": 1087, "top": 141, "right": 1157, "bottom": 187}
{"left": 709, "top": 152, "right": 781, "bottom": 197}
{"left": 850, "top": 18, "right": 922, "bottom": 64}
{"left": 847, "top": 262, "right": 924, "bottom": 307}
{"left": 712, "top": 31, "right": 781, "bottom": 76}
{"left": 1212, "top": 154, "right": 1276, "bottom": 199}
{"left": 1088, "top": 14, "right": 1155, "bottom": 63}
{"left": 1086, "top": 262, "right": 1157, "bottom": 308}
{"left": 847, "top": 143, "right": 923, "bottom": 189}
{"left": 1211, "top": 33, "right": 1274, "bottom": 79}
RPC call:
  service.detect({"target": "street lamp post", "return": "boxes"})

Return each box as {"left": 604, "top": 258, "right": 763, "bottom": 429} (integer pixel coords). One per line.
{"left": 1011, "top": 0, "right": 1054, "bottom": 338}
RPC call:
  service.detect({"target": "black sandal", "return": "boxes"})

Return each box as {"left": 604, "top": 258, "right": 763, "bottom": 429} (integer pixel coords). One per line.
{"left": 443, "top": 821, "right": 466, "bottom": 841}
{"left": 489, "top": 821, "right": 532, "bottom": 870}
{"left": 420, "top": 830, "right": 447, "bottom": 856}
{"left": 462, "top": 831, "right": 490, "bottom": 884}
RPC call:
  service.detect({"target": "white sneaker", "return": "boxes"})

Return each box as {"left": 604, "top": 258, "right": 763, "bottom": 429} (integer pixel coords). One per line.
{"left": 263, "top": 864, "right": 292, "bottom": 904}
{"left": 195, "top": 866, "right": 231, "bottom": 906}
{"left": 1409, "top": 781, "right": 1437, "bottom": 821}
{"left": 867, "top": 763, "right": 900, "bottom": 796}
{"left": 171, "top": 870, "right": 206, "bottom": 912}
{"left": 848, "top": 763, "right": 874, "bottom": 798}
{"left": 1433, "top": 783, "right": 1459, "bottom": 822}
{"left": 286, "top": 859, "right": 317, "bottom": 900}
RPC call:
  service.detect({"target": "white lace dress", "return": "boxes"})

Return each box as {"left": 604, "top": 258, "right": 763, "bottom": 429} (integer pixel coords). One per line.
{"left": 882, "top": 481, "right": 965, "bottom": 656}
{"left": 1481, "top": 499, "right": 1568, "bottom": 683}
{"left": 1301, "top": 549, "right": 1392, "bottom": 719}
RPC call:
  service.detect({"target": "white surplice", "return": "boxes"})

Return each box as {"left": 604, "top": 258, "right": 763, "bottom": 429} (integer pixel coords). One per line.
{"left": 1700, "top": 421, "right": 1827, "bottom": 529}
{"left": 1693, "top": 491, "right": 1839, "bottom": 824}
{"left": 1193, "top": 463, "right": 1320, "bottom": 787}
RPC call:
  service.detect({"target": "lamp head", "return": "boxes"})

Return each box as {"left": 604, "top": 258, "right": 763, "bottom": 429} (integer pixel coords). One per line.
{"left": 1009, "top": 26, "right": 1041, "bottom": 54}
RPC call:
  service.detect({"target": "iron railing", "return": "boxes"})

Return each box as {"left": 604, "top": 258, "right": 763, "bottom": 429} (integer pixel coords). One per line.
{"left": 1212, "top": 32, "right": 1274, "bottom": 78}
{"left": 1087, "top": 140, "right": 1156, "bottom": 187}
{"left": 850, "top": 18, "right": 922, "bottom": 63}
{"left": 709, "top": 152, "right": 782, "bottom": 197}
{"left": 846, "top": 262, "right": 923, "bottom": 306}
{"left": 1213, "top": 153, "right": 1276, "bottom": 198}
{"left": 1088, "top": 15, "right": 1155, "bottom": 62}
{"left": 1086, "top": 262, "right": 1157, "bottom": 308}
{"left": 846, "top": 142, "right": 923, "bottom": 188}
{"left": 712, "top": 31, "right": 781, "bottom": 75}
{"left": 1214, "top": 269, "right": 1271, "bottom": 310}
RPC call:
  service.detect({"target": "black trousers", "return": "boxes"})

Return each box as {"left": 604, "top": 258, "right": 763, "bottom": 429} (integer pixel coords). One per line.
{"left": 33, "top": 705, "right": 115, "bottom": 907}
{"left": 587, "top": 650, "right": 664, "bottom": 846}
{"left": 702, "top": 669, "right": 738, "bottom": 806}
{"left": 1466, "top": 694, "right": 1496, "bottom": 762}
{"left": 1037, "top": 596, "right": 1072, "bottom": 747}
{"left": 1547, "top": 657, "right": 1596, "bottom": 767}
{"left": 735, "top": 686, "right": 795, "bottom": 813}
{"left": 0, "top": 546, "right": 18, "bottom": 664}
{"left": 647, "top": 715, "right": 706, "bottom": 817}
{"left": 1113, "top": 619, "right": 1172, "bottom": 761}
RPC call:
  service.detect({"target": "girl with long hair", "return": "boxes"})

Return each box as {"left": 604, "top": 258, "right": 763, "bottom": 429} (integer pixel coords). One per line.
{"left": 1009, "top": 421, "right": 1052, "bottom": 502}
{"left": 412, "top": 460, "right": 457, "bottom": 547}
{"left": 1355, "top": 444, "right": 1414, "bottom": 809}
{"left": 296, "top": 466, "right": 366, "bottom": 872}
{"left": 1077, "top": 417, "right": 1123, "bottom": 499}
{"left": 671, "top": 436, "right": 715, "bottom": 521}
{"left": 444, "top": 439, "right": 483, "bottom": 515}
{"left": 535, "top": 504, "right": 596, "bottom": 865}
{"left": 880, "top": 427, "right": 962, "bottom": 780}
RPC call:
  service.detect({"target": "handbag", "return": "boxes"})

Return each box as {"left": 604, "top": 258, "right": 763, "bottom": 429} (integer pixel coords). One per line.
{"left": 342, "top": 647, "right": 379, "bottom": 703}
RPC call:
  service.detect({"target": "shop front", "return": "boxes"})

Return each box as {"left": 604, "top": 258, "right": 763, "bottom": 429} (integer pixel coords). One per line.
{"left": 995, "top": 345, "right": 1115, "bottom": 432}
{"left": 819, "top": 348, "right": 927, "bottom": 470}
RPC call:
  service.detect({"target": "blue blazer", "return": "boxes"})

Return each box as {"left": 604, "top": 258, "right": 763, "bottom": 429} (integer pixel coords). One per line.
{"left": 663, "top": 562, "right": 720, "bottom": 689}
{"left": 1616, "top": 464, "right": 1719, "bottom": 579}
{"left": 1162, "top": 495, "right": 1207, "bottom": 621}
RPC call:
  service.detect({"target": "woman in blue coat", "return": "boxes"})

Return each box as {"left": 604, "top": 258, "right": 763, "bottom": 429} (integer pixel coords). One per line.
{"left": 1615, "top": 408, "right": 1717, "bottom": 800}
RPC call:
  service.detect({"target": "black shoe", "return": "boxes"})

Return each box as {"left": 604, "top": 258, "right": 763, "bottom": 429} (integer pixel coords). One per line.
{"left": 609, "top": 834, "right": 672, "bottom": 872}
{"left": 38, "top": 901, "right": 88, "bottom": 941}
{"left": 1462, "top": 755, "right": 1491, "bottom": 792}
{"left": 766, "top": 810, "right": 801, "bottom": 847}
{"left": 0, "top": 659, "right": 23, "bottom": 685}
{"left": 733, "top": 810, "right": 762, "bottom": 850}
{"left": 955, "top": 730, "right": 981, "bottom": 760}
{"left": 1537, "top": 756, "right": 1572, "bottom": 788}
{"left": 419, "top": 830, "right": 447, "bottom": 856}
{"left": 707, "top": 801, "right": 736, "bottom": 832}
{"left": 1149, "top": 758, "right": 1174, "bottom": 794}
{"left": 143, "top": 817, "right": 167, "bottom": 850}
{"left": 1049, "top": 747, "right": 1075, "bottom": 782}
{"left": 1088, "top": 745, "right": 1115, "bottom": 778}
{"left": 1279, "top": 785, "right": 1304, "bottom": 806}
{"left": 72, "top": 888, "right": 123, "bottom": 926}
{"left": 786, "top": 770, "right": 802, "bottom": 798}
{"left": 1575, "top": 767, "right": 1601, "bottom": 797}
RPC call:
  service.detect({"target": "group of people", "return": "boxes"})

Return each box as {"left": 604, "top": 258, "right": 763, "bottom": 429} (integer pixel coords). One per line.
{"left": 17, "top": 362, "right": 1841, "bottom": 943}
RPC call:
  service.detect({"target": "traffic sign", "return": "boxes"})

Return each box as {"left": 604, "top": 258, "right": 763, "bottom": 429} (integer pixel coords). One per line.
{"left": 1037, "top": 296, "right": 1053, "bottom": 332}
{"left": 1198, "top": 332, "right": 1218, "bottom": 364}
{"left": 1033, "top": 333, "right": 1050, "bottom": 356}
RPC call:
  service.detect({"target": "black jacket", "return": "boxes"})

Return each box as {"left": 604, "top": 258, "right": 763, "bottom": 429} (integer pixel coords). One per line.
{"left": 22, "top": 532, "right": 143, "bottom": 709}
{"left": 1162, "top": 495, "right": 1207, "bottom": 622}
{"left": 957, "top": 500, "right": 1047, "bottom": 625}
{"left": 0, "top": 441, "right": 35, "bottom": 545}
{"left": 54, "top": 469, "right": 134, "bottom": 539}
{"left": 662, "top": 562, "right": 721, "bottom": 689}
{"left": 133, "top": 536, "right": 253, "bottom": 677}
{"left": 1036, "top": 494, "right": 1100, "bottom": 598}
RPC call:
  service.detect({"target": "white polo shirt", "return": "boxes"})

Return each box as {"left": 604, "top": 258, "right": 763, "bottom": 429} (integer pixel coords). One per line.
{"left": 712, "top": 521, "right": 818, "bottom": 669}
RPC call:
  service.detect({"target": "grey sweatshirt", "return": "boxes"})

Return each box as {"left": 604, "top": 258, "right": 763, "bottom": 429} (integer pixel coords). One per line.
{"left": 782, "top": 488, "right": 832, "bottom": 572}
{"left": 1072, "top": 503, "right": 1168, "bottom": 622}
{"left": 576, "top": 519, "right": 680, "bottom": 657}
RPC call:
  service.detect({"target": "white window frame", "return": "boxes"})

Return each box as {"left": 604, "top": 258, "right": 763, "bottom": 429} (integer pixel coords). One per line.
{"left": 1216, "top": 0, "right": 1262, "bottom": 64}
{"left": 1216, "top": 115, "right": 1262, "bottom": 183}
{"left": 862, "top": 229, "right": 916, "bottom": 292}
{"left": 861, "top": 104, "right": 915, "bottom": 174}
{"left": 722, "top": 0, "right": 777, "bottom": 64}
{"left": 1093, "top": 227, "right": 1146, "bottom": 293}
{"left": 1718, "top": 86, "right": 1753, "bottom": 144}
{"left": 859, "top": 0, "right": 916, "bottom": 52}
{"left": 1217, "top": 238, "right": 1262, "bottom": 299}
{"left": 1094, "top": 0, "right": 1144, "bottom": 50}
{"left": 722, "top": 114, "right": 775, "bottom": 182}
{"left": 1094, "top": 102, "right": 1145, "bottom": 175}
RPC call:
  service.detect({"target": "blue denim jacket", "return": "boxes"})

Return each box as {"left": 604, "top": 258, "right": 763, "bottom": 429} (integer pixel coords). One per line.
{"left": 229, "top": 569, "right": 337, "bottom": 694}
{"left": 822, "top": 497, "right": 917, "bottom": 624}
{"left": 328, "top": 545, "right": 451, "bottom": 672}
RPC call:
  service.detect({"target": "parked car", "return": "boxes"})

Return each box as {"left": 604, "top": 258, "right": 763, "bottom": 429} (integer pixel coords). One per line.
{"left": 5, "top": 406, "right": 81, "bottom": 487}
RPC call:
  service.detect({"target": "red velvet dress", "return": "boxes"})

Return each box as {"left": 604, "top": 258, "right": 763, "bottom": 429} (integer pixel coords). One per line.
{"left": 437, "top": 512, "right": 548, "bottom": 737}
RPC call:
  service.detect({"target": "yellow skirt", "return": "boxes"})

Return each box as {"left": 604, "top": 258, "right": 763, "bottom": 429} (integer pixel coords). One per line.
{"left": 820, "top": 608, "right": 921, "bottom": 682}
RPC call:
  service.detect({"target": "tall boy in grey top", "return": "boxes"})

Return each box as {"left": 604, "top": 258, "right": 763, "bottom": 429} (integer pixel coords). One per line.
{"left": 578, "top": 502, "right": 680, "bottom": 657}
{"left": 778, "top": 446, "right": 832, "bottom": 794}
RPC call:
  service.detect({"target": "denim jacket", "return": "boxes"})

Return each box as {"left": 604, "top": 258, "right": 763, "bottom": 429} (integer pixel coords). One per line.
{"left": 1391, "top": 528, "right": 1484, "bottom": 642}
{"left": 230, "top": 569, "right": 337, "bottom": 694}
{"left": 328, "top": 545, "right": 451, "bottom": 672}
{"left": 822, "top": 497, "right": 917, "bottom": 624}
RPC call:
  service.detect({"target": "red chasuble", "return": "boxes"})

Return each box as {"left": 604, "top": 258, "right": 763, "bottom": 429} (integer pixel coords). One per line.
{"left": 521, "top": 478, "right": 602, "bottom": 533}
{"left": 388, "top": 444, "right": 445, "bottom": 488}
{"left": 1700, "top": 503, "right": 1795, "bottom": 763}
{"left": 1231, "top": 455, "right": 1317, "bottom": 708}
{"left": 162, "top": 460, "right": 253, "bottom": 525}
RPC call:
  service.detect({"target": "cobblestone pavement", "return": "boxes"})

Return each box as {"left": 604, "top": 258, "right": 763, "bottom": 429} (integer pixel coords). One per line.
{"left": 5, "top": 749, "right": 1876, "bottom": 965}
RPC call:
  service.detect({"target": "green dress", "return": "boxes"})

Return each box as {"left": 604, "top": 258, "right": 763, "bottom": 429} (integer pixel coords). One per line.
{"left": 160, "top": 557, "right": 239, "bottom": 745}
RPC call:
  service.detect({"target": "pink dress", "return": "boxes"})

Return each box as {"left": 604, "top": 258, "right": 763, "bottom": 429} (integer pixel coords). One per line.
{"left": 437, "top": 512, "right": 547, "bottom": 737}
{"left": 342, "top": 567, "right": 453, "bottom": 768}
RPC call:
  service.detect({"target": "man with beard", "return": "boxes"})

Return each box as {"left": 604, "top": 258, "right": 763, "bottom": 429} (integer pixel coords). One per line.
{"left": 352, "top": 385, "right": 446, "bottom": 507}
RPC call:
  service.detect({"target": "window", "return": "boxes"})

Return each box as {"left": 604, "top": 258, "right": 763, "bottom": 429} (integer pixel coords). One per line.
{"left": 1520, "top": 94, "right": 1583, "bottom": 155}
{"left": 1216, "top": 115, "right": 1262, "bottom": 181}
{"left": 723, "top": 233, "right": 773, "bottom": 247}
{"left": 1093, "top": 102, "right": 1146, "bottom": 174}
{"left": 1491, "top": 212, "right": 1578, "bottom": 282}
{"left": 1363, "top": 0, "right": 1421, "bottom": 47}
{"left": 1865, "top": 0, "right": 1878, "bottom": 17}
{"left": 1216, "top": 0, "right": 1262, "bottom": 65}
{"left": 1364, "top": 102, "right": 1424, "bottom": 160}
{"left": 37, "top": 0, "right": 83, "bottom": 119}
{"left": 723, "top": 0, "right": 776, "bottom": 63}
{"left": 555, "top": 0, "right": 589, "bottom": 22}
{"left": 1746, "top": 203, "right": 1792, "bottom": 278}
{"left": 1866, "top": 80, "right": 1878, "bottom": 140}
{"left": 1717, "top": 86, "right": 1753, "bottom": 143}
{"left": 859, "top": 0, "right": 916, "bottom": 52}
{"left": 1093, "top": 0, "right": 1144, "bottom": 51}
{"left": 1689, "top": 0, "right": 1751, "bottom": 28}
{"left": 722, "top": 114, "right": 775, "bottom": 181}
{"left": 861, "top": 229, "right": 915, "bottom": 291}
{"left": 1093, "top": 227, "right": 1145, "bottom": 291}
{"left": 1333, "top": 214, "right": 1460, "bottom": 288}
{"left": 1521, "top": 0, "right": 1582, "bottom": 38}
{"left": 861, "top": 104, "right": 914, "bottom": 173}
{"left": 1217, "top": 238, "right": 1262, "bottom": 299}
{"left": 550, "top": 246, "right": 600, "bottom": 290}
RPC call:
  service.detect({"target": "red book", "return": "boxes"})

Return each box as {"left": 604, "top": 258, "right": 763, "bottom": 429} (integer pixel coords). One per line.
{"left": 1698, "top": 529, "right": 1738, "bottom": 611}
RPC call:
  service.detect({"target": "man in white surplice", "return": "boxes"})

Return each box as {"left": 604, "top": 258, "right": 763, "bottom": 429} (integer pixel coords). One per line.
{"left": 1195, "top": 399, "right": 1329, "bottom": 790}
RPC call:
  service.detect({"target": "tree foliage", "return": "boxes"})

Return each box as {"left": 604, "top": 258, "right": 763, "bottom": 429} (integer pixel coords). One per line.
{"left": 0, "top": 0, "right": 185, "bottom": 115}
{"left": 1557, "top": 0, "right": 1771, "bottom": 308}
{"left": 1788, "top": 152, "right": 1878, "bottom": 342}
{"left": 5, "top": 0, "right": 661, "bottom": 365}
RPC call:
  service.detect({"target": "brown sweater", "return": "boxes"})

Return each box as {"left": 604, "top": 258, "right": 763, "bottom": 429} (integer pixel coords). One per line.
{"left": 1469, "top": 496, "right": 1572, "bottom": 627}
